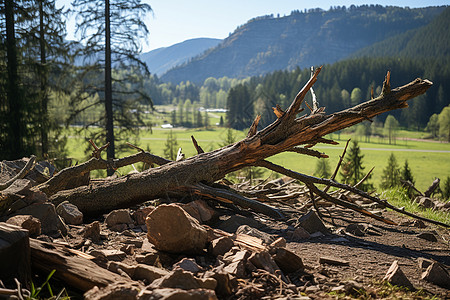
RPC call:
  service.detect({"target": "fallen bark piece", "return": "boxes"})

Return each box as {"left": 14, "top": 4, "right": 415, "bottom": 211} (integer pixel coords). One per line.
{"left": 90, "top": 249, "right": 126, "bottom": 261}
{"left": 181, "top": 199, "right": 217, "bottom": 224}
{"left": 319, "top": 256, "right": 350, "bottom": 266}
{"left": 132, "top": 206, "right": 154, "bottom": 225}
{"left": 421, "top": 262, "right": 450, "bottom": 289}
{"left": 144, "top": 288, "right": 218, "bottom": 300}
{"left": 30, "top": 238, "right": 129, "bottom": 292}
{"left": 146, "top": 204, "right": 208, "bottom": 254}
{"left": 383, "top": 260, "right": 414, "bottom": 290}
{"left": 236, "top": 224, "right": 276, "bottom": 244}
{"left": 222, "top": 249, "right": 251, "bottom": 278}
{"left": 173, "top": 258, "right": 202, "bottom": 273}
{"left": 272, "top": 248, "right": 304, "bottom": 273}
{"left": 0, "top": 223, "right": 31, "bottom": 288}
{"left": 6, "top": 215, "right": 41, "bottom": 237}
{"left": 108, "top": 261, "right": 169, "bottom": 283}
{"left": 56, "top": 201, "right": 83, "bottom": 225}
{"left": 83, "top": 221, "right": 101, "bottom": 241}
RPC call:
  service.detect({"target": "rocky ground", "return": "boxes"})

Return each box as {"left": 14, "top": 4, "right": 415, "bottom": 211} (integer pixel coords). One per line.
{"left": 1, "top": 160, "right": 449, "bottom": 300}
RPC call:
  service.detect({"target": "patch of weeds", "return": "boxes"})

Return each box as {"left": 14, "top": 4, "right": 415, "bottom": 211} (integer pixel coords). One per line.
{"left": 29, "top": 270, "right": 71, "bottom": 300}
{"left": 381, "top": 188, "right": 450, "bottom": 225}
{"left": 373, "top": 280, "right": 442, "bottom": 300}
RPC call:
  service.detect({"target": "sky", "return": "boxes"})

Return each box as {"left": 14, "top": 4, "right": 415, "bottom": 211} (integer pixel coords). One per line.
{"left": 55, "top": 0, "right": 449, "bottom": 53}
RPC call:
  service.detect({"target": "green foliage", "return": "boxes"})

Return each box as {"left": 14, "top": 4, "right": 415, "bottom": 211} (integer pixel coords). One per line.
{"left": 339, "top": 141, "right": 373, "bottom": 191}
{"left": 380, "top": 153, "right": 401, "bottom": 189}
{"left": 314, "top": 159, "right": 331, "bottom": 178}
{"left": 438, "top": 105, "right": 450, "bottom": 142}
{"left": 441, "top": 176, "right": 450, "bottom": 201}
{"left": 227, "top": 84, "right": 252, "bottom": 130}
{"left": 384, "top": 115, "right": 399, "bottom": 145}
{"left": 426, "top": 114, "right": 439, "bottom": 138}
{"left": 400, "top": 159, "right": 415, "bottom": 185}
{"left": 163, "top": 130, "right": 179, "bottom": 161}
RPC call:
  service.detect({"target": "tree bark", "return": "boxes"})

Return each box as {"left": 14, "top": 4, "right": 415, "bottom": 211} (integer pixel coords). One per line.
{"left": 48, "top": 70, "right": 432, "bottom": 216}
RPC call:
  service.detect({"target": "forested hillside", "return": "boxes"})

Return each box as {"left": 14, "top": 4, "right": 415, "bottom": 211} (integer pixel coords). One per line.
{"left": 161, "top": 5, "right": 445, "bottom": 84}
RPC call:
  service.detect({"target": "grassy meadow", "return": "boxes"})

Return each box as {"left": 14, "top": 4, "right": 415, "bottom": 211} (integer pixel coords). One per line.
{"left": 65, "top": 112, "right": 450, "bottom": 193}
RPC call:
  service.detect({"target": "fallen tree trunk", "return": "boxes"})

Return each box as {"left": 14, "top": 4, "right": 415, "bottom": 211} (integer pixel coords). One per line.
{"left": 46, "top": 69, "right": 432, "bottom": 218}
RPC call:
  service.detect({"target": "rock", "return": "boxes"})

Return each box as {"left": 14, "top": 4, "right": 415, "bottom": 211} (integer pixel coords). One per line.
{"left": 342, "top": 280, "right": 365, "bottom": 296}
{"left": 269, "top": 237, "right": 287, "bottom": 250}
{"left": 319, "top": 256, "right": 350, "bottom": 266}
{"left": 203, "top": 270, "right": 236, "bottom": 297}
{"left": 417, "top": 257, "right": 434, "bottom": 271}
{"left": 56, "top": 201, "right": 83, "bottom": 225}
{"left": 84, "top": 282, "right": 141, "bottom": 300}
{"left": 416, "top": 231, "right": 438, "bottom": 242}
{"left": 149, "top": 269, "right": 217, "bottom": 290}
{"left": 83, "top": 221, "right": 101, "bottom": 241}
{"left": 90, "top": 249, "right": 126, "bottom": 261}
{"left": 421, "top": 262, "right": 450, "bottom": 289}
{"left": 173, "top": 258, "right": 202, "bottom": 274}
{"left": 105, "top": 209, "right": 133, "bottom": 228}
{"left": 146, "top": 204, "right": 208, "bottom": 254}
{"left": 12, "top": 203, "right": 67, "bottom": 235}
{"left": 6, "top": 215, "right": 41, "bottom": 237}
{"left": 248, "top": 251, "right": 283, "bottom": 277}
{"left": 345, "top": 223, "right": 366, "bottom": 236}
{"left": 209, "top": 236, "right": 234, "bottom": 257}
{"left": 145, "top": 288, "right": 217, "bottom": 300}
{"left": 215, "top": 214, "right": 262, "bottom": 233}
{"left": 287, "top": 227, "right": 311, "bottom": 240}
{"left": 235, "top": 225, "right": 275, "bottom": 244}
{"left": 222, "top": 249, "right": 251, "bottom": 278}
{"left": 272, "top": 248, "right": 304, "bottom": 273}
{"left": 180, "top": 200, "right": 217, "bottom": 224}
{"left": 382, "top": 260, "right": 414, "bottom": 290}
{"left": 108, "top": 261, "right": 169, "bottom": 283}
{"left": 416, "top": 197, "right": 435, "bottom": 209}
{"left": 132, "top": 206, "right": 154, "bottom": 225}
{"left": 296, "top": 210, "right": 329, "bottom": 235}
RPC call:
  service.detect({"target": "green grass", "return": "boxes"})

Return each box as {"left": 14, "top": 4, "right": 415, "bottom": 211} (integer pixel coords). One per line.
{"left": 65, "top": 126, "right": 450, "bottom": 192}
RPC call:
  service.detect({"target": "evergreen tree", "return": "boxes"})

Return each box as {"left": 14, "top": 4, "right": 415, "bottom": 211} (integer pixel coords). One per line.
{"left": 339, "top": 141, "right": 373, "bottom": 191}
{"left": 219, "top": 128, "right": 237, "bottom": 147}
{"left": 204, "top": 111, "right": 210, "bottom": 129}
{"left": 438, "top": 105, "right": 450, "bottom": 142}
{"left": 384, "top": 115, "right": 399, "bottom": 144}
{"left": 163, "top": 130, "right": 179, "bottom": 161}
{"left": 400, "top": 159, "right": 415, "bottom": 184}
{"left": 380, "top": 153, "right": 401, "bottom": 189}
{"left": 219, "top": 115, "right": 224, "bottom": 127}
{"left": 71, "top": 0, "right": 152, "bottom": 174}
{"left": 314, "top": 158, "right": 331, "bottom": 178}
{"left": 195, "top": 110, "right": 203, "bottom": 128}
{"left": 441, "top": 176, "right": 450, "bottom": 201}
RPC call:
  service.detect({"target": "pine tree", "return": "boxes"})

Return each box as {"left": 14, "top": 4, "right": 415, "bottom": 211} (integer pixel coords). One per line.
{"left": 339, "top": 141, "right": 373, "bottom": 191}
{"left": 314, "top": 158, "right": 331, "bottom": 178}
{"left": 163, "top": 130, "right": 179, "bottom": 161}
{"left": 71, "top": 0, "right": 152, "bottom": 174}
{"left": 441, "top": 176, "right": 450, "bottom": 201}
{"left": 400, "top": 159, "right": 415, "bottom": 184}
{"left": 380, "top": 153, "right": 401, "bottom": 189}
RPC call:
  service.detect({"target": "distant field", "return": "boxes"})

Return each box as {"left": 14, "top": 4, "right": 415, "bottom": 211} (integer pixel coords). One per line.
{"left": 66, "top": 127, "right": 450, "bottom": 192}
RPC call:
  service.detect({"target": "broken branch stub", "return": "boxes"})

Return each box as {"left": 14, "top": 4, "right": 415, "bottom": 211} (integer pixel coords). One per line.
{"left": 45, "top": 71, "right": 432, "bottom": 219}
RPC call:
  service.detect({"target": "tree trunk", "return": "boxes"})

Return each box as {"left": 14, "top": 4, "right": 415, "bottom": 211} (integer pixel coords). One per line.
{"left": 39, "top": 0, "right": 49, "bottom": 156}
{"left": 105, "top": 0, "right": 115, "bottom": 175}
{"left": 48, "top": 71, "right": 432, "bottom": 216}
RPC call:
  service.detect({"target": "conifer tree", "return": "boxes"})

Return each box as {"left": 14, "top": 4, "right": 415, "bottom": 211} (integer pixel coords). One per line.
{"left": 314, "top": 158, "right": 331, "bottom": 178}
{"left": 163, "top": 130, "right": 179, "bottom": 161}
{"left": 380, "top": 153, "right": 401, "bottom": 189}
{"left": 339, "top": 141, "right": 373, "bottom": 191}
{"left": 400, "top": 159, "right": 414, "bottom": 184}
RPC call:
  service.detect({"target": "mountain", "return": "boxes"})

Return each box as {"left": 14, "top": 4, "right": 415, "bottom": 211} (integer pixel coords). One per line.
{"left": 353, "top": 7, "right": 450, "bottom": 59}
{"left": 160, "top": 5, "right": 446, "bottom": 84}
{"left": 141, "top": 38, "right": 222, "bottom": 76}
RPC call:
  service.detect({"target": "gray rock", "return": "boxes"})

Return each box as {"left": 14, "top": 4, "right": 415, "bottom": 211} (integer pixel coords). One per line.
{"left": 83, "top": 221, "right": 101, "bottom": 241}
{"left": 382, "top": 260, "right": 414, "bottom": 290}
{"left": 149, "top": 269, "right": 216, "bottom": 290}
{"left": 56, "top": 201, "right": 83, "bottom": 225}
{"left": 146, "top": 204, "right": 208, "bottom": 254}
{"left": 421, "top": 262, "right": 450, "bottom": 289}
{"left": 105, "top": 209, "right": 133, "bottom": 228}
{"left": 235, "top": 225, "right": 275, "bottom": 244}
{"left": 416, "top": 197, "right": 435, "bottom": 209}
{"left": 272, "top": 248, "right": 304, "bottom": 273}
{"left": 144, "top": 288, "right": 217, "bottom": 300}
{"left": 209, "top": 236, "right": 234, "bottom": 257}
{"left": 173, "top": 258, "right": 202, "bottom": 274}
{"left": 12, "top": 202, "right": 67, "bottom": 235}
{"left": 416, "top": 231, "right": 438, "bottom": 242}
{"left": 319, "top": 256, "right": 349, "bottom": 266}
{"left": 287, "top": 227, "right": 311, "bottom": 240}
{"left": 215, "top": 214, "right": 261, "bottom": 233}
{"left": 84, "top": 282, "right": 141, "bottom": 300}
{"left": 180, "top": 200, "right": 217, "bottom": 224}
{"left": 296, "top": 210, "right": 329, "bottom": 235}
{"left": 6, "top": 214, "right": 41, "bottom": 237}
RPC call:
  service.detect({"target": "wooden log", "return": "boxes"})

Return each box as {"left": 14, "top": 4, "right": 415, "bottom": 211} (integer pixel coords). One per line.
{"left": 0, "top": 223, "right": 31, "bottom": 288}
{"left": 45, "top": 73, "right": 432, "bottom": 217}
{"left": 29, "top": 238, "right": 130, "bottom": 292}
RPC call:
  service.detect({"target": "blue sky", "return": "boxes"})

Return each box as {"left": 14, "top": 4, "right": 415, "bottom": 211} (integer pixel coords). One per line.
{"left": 56, "top": 0, "right": 449, "bottom": 52}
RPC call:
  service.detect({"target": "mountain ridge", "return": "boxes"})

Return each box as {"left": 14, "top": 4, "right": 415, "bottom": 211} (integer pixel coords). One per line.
{"left": 160, "top": 5, "right": 446, "bottom": 84}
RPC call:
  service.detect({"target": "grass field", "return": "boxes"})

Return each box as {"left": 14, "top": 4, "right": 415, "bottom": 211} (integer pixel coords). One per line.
{"left": 65, "top": 123, "right": 450, "bottom": 193}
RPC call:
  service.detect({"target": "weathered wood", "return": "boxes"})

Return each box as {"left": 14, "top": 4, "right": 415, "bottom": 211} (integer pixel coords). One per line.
{"left": 0, "top": 222, "right": 31, "bottom": 288}
{"left": 29, "top": 238, "right": 129, "bottom": 292}
{"left": 45, "top": 71, "right": 432, "bottom": 217}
